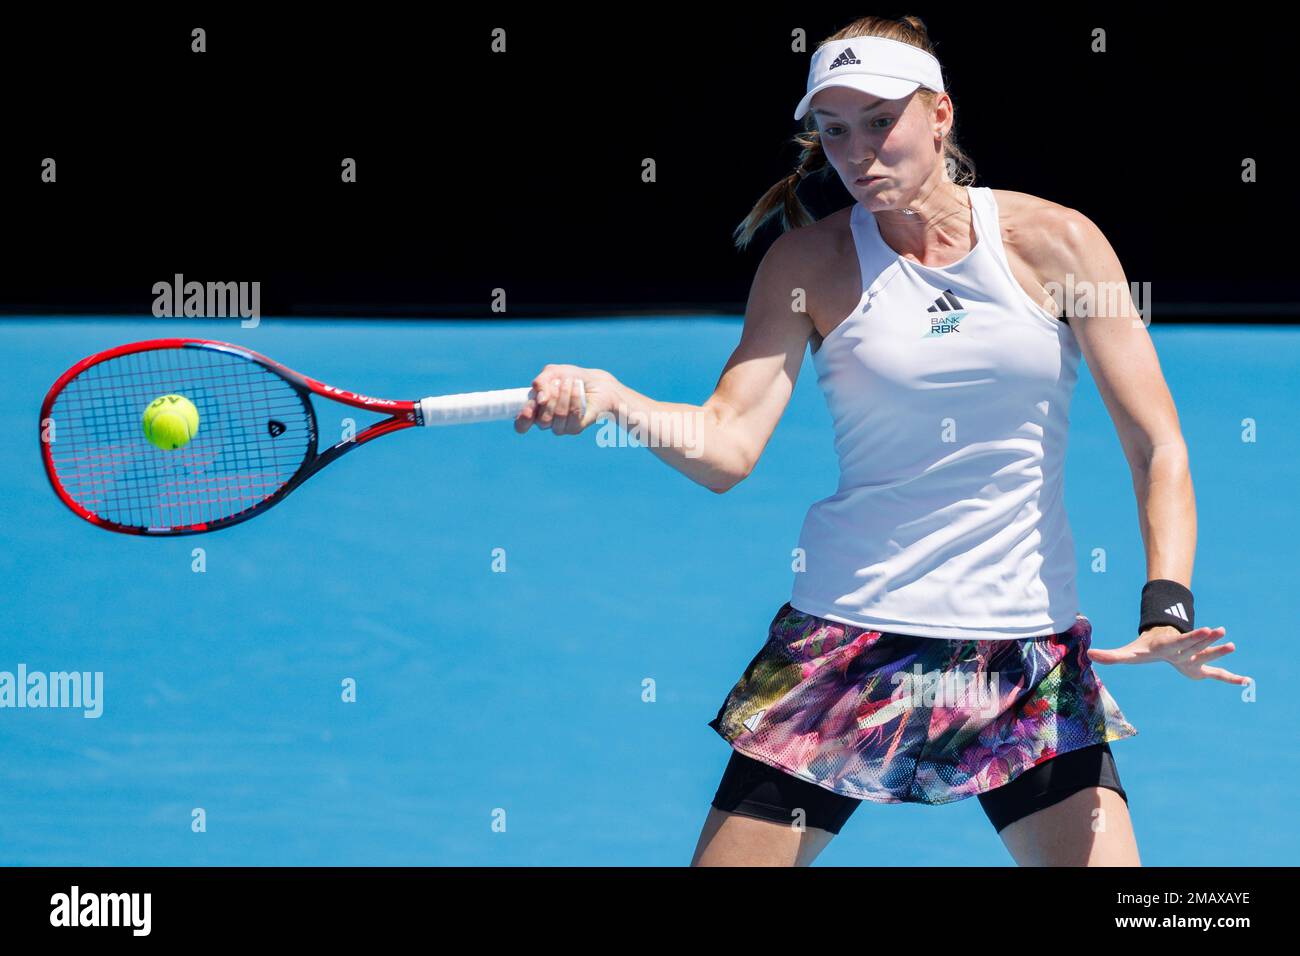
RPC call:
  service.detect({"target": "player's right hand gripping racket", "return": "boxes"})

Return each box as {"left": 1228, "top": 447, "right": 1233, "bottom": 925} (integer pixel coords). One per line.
{"left": 39, "top": 337, "right": 584, "bottom": 536}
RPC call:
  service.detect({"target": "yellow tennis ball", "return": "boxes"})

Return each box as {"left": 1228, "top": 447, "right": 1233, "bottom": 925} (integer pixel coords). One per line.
{"left": 142, "top": 394, "right": 200, "bottom": 450}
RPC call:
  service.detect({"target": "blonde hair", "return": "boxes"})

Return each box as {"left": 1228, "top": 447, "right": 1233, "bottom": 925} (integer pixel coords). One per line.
{"left": 733, "top": 15, "right": 976, "bottom": 250}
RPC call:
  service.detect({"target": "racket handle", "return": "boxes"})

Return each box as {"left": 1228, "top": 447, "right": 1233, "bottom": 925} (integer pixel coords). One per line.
{"left": 418, "top": 380, "right": 586, "bottom": 426}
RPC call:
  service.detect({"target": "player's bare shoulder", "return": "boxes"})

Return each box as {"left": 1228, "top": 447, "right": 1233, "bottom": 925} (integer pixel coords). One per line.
{"left": 748, "top": 206, "right": 857, "bottom": 343}
{"left": 769, "top": 207, "right": 860, "bottom": 342}
{"left": 991, "top": 189, "right": 1096, "bottom": 273}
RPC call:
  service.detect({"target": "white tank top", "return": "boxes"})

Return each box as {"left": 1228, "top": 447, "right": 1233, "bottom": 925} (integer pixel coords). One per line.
{"left": 789, "top": 185, "right": 1083, "bottom": 640}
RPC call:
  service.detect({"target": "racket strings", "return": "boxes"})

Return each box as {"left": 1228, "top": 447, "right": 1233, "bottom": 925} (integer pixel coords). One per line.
{"left": 46, "top": 346, "right": 313, "bottom": 531}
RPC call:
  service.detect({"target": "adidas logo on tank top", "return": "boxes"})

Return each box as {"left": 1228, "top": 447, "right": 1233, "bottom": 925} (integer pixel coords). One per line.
{"left": 925, "top": 290, "right": 967, "bottom": 336}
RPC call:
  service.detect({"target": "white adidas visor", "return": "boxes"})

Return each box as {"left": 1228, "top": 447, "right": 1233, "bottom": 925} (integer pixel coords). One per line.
{"left": 794, "top": 36, "right": 944, "bottom": 121}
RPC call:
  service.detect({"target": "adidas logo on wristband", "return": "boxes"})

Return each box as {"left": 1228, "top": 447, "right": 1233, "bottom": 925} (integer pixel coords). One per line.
{"left": 1139, "top": 579, "right": 1195, "bottom": 633}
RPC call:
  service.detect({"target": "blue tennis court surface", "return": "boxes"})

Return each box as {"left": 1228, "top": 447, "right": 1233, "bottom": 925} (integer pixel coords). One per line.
{"left": 0, "top": 318, "right": 1295, "bottom": 865}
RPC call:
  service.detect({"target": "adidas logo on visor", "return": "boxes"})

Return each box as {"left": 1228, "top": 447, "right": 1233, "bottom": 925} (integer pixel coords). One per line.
{"left": 828, "top": 48, "right": 861, "bottom": 69}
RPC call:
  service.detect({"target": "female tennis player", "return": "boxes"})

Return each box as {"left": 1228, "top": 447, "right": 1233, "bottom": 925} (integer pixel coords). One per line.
{"left": 513, "top": 15, "right": 1249, "bottom": 866}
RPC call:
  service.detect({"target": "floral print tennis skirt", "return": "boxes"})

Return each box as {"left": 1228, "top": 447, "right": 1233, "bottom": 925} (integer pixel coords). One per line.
{"left": 707, "top": 602, "right": 1138, "bottom": 805}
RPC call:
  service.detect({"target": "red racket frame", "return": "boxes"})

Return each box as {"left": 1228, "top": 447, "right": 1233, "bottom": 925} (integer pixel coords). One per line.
{"left": 40, "top": 337, "right": 423, "bottom": 536}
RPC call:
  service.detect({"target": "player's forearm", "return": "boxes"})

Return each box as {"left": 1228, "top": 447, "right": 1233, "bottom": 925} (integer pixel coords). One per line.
{"left": 1131, "top": 440, "right": 1196, "bottom": 586}
{"left": 606, "top": 380, "right": 753, "bottom": 492}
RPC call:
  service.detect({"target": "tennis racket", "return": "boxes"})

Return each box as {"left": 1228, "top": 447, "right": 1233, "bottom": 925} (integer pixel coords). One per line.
{"left": 39, "top": 337, "right": 584, "bottom": 536}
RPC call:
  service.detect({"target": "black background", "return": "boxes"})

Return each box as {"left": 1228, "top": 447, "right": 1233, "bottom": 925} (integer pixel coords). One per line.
{"left": 1, "top": 6, "right": 1291, "bottom": 318}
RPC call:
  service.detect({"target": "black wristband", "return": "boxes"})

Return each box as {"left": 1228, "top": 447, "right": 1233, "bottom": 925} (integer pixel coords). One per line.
{"left": 1139, "top": 578, "right": 1195, "bottom": 634}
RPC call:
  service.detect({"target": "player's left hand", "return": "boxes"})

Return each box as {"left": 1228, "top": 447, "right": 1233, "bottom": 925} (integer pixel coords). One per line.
{"left": 1087, "top": 625, "right": 1251, "bottom": 684}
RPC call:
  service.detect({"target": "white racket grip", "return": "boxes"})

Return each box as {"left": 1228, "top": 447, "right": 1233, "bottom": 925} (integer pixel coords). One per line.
{"left": 418, "top": 380, "right": 585, "bottom": 426}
